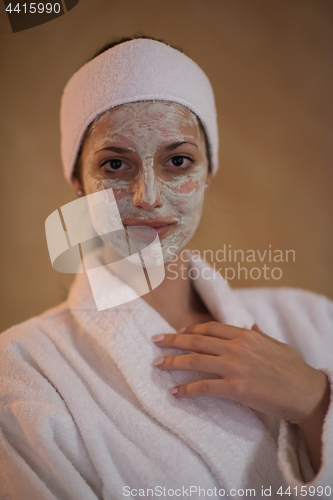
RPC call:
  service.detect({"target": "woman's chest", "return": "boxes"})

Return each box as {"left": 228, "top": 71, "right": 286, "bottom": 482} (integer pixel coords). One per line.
{"left": 166, "top": 311, "right": 216, "bottom": 332}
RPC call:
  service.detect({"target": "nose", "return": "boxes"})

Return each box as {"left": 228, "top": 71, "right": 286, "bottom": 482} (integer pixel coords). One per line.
{"left": 132, "top": 162, "right": 163, "bottom": 210}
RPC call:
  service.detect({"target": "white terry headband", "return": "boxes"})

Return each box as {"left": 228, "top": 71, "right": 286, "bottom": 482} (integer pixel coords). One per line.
{"left": 60, "top": 38, "right": 219, "bottom": 183}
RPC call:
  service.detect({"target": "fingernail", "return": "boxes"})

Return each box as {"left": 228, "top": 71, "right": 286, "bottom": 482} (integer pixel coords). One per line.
{"left": 169, "top": 387, "right": 178, "bottom": 395}
{"left": 151, "top": 334, "right": 165, "bottom": 342}
{"left": 178, "top": 327, "right": 186, "bottom": 334}
{"left": 153, "top": 357, "right": 165, "bottom": 366}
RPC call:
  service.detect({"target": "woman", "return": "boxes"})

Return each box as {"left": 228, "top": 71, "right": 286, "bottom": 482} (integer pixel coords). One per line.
{"left": 0, "top": 37, "right": 332, "bottom": 500}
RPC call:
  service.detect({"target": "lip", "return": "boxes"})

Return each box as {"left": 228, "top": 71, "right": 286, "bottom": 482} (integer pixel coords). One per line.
{"left": 124, "top": 219, "right": 176, "bottom": 227}
{"left": 124, "top": 219, "right": 177, "bottom": 238}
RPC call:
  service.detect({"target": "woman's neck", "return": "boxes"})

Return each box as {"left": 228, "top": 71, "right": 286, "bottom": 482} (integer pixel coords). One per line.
{"left": 102, "top": 244, "right": 214, "bottom": 331}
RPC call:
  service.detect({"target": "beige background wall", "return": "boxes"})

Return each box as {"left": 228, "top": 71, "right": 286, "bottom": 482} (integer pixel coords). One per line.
{"left": 0, "top": 0, "right": 332, "bottom": 333}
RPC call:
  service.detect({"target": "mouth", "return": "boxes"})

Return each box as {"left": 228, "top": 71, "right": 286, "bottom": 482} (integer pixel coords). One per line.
{"left": 124, "top": 219, "right": 177, "bottom": 238}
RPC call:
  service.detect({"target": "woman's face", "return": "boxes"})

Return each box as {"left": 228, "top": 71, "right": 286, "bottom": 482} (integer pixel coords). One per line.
{"left": 76, "top": 101, "right": 211, "bottom": 262}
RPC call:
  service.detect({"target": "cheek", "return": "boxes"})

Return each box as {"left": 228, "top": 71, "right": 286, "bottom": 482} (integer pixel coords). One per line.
{"left": 161, "top": 174, "right": 206, "bottom": 214}
{"left": 96, "top": 178, "right": 132, "bottom": 202}
{"left": 179, "top": 189, "right": 205, "bottom": 220}
{"left": 112, "top": 188, "right": 131, "bottom": 202}
{"left": 163, "top": 161, "right": 207, "bottom": 198}
{"left": 169, "top": 179, "right": 201, "bottom": 195}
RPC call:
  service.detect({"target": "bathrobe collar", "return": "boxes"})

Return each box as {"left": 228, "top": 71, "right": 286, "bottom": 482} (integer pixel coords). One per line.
{"left": 68, "top": 249, "right": 255, "bottom": 330}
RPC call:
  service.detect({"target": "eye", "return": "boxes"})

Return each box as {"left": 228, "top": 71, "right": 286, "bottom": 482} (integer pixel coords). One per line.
{"left": 101, "top": 158, "right": 130, "bottom": 173}
{"left": 165, "top": 156, "right": 194, "bottom": 170}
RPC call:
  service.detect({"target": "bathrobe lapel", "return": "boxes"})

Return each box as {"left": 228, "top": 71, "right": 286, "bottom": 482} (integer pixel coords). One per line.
{"left": 68, "top": 251, "right": 283, "bottom": 490}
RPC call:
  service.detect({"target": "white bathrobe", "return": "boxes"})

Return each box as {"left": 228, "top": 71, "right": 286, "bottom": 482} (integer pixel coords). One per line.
{"left": 0, "top": 251, "right": 332, "bottom": 500}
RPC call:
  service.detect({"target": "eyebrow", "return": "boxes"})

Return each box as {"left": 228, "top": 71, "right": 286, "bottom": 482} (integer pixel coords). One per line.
{"left": 94, "top": 146, "right": 133, "bottom": 155}
{"left": 163, "top": 141, "right": 198, "bottom": 151}
{"left": 94, "top": 141, "right": 198, "bottom": 155}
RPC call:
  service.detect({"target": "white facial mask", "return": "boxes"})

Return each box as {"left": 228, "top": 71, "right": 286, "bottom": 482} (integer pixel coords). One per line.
{"left": 82, "top": 101, "right": 209, "bottom": 264}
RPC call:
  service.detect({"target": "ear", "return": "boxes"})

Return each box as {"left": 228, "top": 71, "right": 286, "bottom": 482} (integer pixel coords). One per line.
{"left": 205, "top": 171, "right": 213, "bottom": 190}
{"left": 72, "top": 176, "right": 84, "bottom": 197}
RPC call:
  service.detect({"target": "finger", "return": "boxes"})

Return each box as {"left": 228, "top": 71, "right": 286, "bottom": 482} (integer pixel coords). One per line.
{"left": 251, "top": 323, "right": 283, "bottom": 346}
{"left": 151, "top": 333, "right": 227, "bottom": 356}
{"left": 170, "top": 379, "right": 231, "bottom": 398}
{"left": 153, "top": 353, "right": 225, "bottom": 376}
{"left": 181, "top": 321, "right": 247, "bottom": 340}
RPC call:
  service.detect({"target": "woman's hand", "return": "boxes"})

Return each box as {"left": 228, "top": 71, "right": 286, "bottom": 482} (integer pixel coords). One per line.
{"left": 151, "top": 322, "right": 329, "bottom": 426}
{"left": 152, "top": 322, "right": 331, "bottom": 472}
